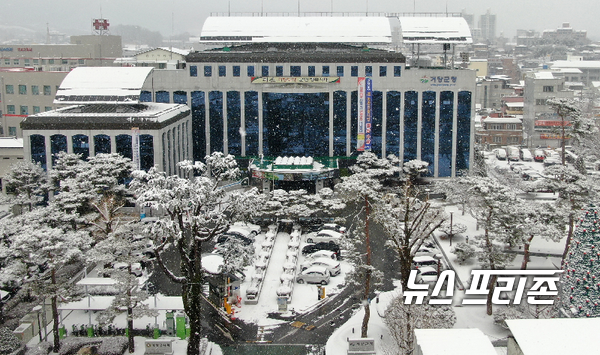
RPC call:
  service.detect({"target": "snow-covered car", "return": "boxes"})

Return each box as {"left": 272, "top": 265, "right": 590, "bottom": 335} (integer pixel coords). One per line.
{"left": 302, "top": 242, "right": 341, "bottom": 260}
{"left": 320, "top": 223, "right": 347, "bottom": 234}
{"left": 413, "top": 255, "right": 438, "bottom": 268}
{"left": 521, "top": 170, "right": 544, "bottom": 181}
{"left": 296, "top": 266, "right": 330, "bottom": 285}
{"left": 231, "top": 222, "right": 261, "bottom": 235}
{"left": 520, "top": 148, "right": 533, "bottom": 161}
{"left": 226, "top": 225, "right": 258, "bottom": 240}
{"left": 415, "top": 266, "right": 438, "bottom": 283}
{"left": 0, "top": 290, "right": 11, "bottom": 302}
{"left": 301, "top": 258, "right": 341, "bottom": 276}
{"left": 304, "top": 250, "right": 337, "bottom": 261}
{"left": 509, "top": 162, "right": 526, "bottom": 173}
{"left": 306, "top": 229, "right": 343, "bottom": 244}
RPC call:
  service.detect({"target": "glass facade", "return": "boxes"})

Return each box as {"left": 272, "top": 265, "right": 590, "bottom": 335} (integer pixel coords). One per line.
{"left": 173, "top": 91, "right": 187, "bottom": 104}
{"left": 439, "top": 91, "right": 454, "bottom": 177}
{"left": 94, "top": 134, "right": 111, "bottom": 155}
{"left": 457, "top": 91, "right": 472, "bottom": 173}
{"left": 209, "top": 91, "right": 223, "bottom": 153}
{"left": 50, "top": 134, "right": 67, "bottom": 166}
{"left": 333, "top": 91, "right": 347, "bottom": 156}
{"left": 371, "top": 91, "right": 383, "bottom": 156}
{"left": 156, "top": 91, "right": 170, "bottom": 103}
{"left": 403, "top": 91, "right": 418, "bottom": 163}
{"left": 140, "top": 91, "right": 152, "bottom": 102}
{"left": 227, "top": 91, "right": 241, "bottom": 156}
{"left": 191, "top": 91, "right": 206, "bottom": 162}
{"left": 262, "top": 93, "right": 328, "bottom": 157}
{"left": 421, "top": 91, "right": 436, "bottom": 176}
{"left": 245, "top": 91, "right": 259, "bottom": 156}
{"left": 116, "top": 135, "right": 132, "bottom": 160}
{"left": 31, "top": 134, "right": 46, "bottom": 170}
{"left": 72, "top": 134, "right": 89, "bottom": 160}
{"left": 140, "top": 134, "right": 154, "bottom": 171}
{"left": 386, "top": 91, "right": 401, "bottom": 158}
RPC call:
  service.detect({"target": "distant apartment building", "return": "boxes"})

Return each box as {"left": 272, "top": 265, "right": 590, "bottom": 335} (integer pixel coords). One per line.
{"left": 116, "top": 47, "right": 190, "bottom": 69}
{"left": 476, "top": 76, "right": 514, "bottom": 110}
{"left": 478, "top": 10, "right": 496, "bottom": 43}
{"left": 550, "top": 60, "right": 600, "bottom": 87}
{"left": 523, "top": 71, "right": 574, "bottom": 148}
{"left": 542, "top": 22, "right": 588, "bottom": 45}
{"left": 0, "top": 35, "right": 123, "bottom": 139}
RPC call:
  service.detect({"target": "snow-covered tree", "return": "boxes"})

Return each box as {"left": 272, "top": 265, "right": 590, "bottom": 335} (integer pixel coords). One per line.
{"left": 3, "top": 161, "right": 47, "bottom": 212}
{"left": 87, "top": 222, "right": 157, "bottom": 353}
{"left": 539, "top": 164, "right": 597, "bottom": 267}
{"left": 0, "top": 326, "right": 22, "bottom": 355}
{"left": 384, "top": 296, "right": 456, "bottom": 355}
{"left": 451, "top": 176, "right": 517, "bottom": 315}
{"left": 438, "top": 220, "right": 467, "bottom": 241}
{"left": 3, "top": 206, "right": 91, "bottom": 353}
{"left": 374, "top": 178, "right": 445, "bottom": 291}
{"left": 561, "top": 204, "right": 600, "bottom": 318}
{"left": 451, "top": 242, "right": 476, "bottom": 264}
{"left": 130, "top": 152, "right": 259, "bottom": 355}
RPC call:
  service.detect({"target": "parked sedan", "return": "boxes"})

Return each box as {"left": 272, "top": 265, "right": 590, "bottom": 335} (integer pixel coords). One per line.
{"left": 415, "top": 266, "right": 438, "bottom": 283}
{"left": 320, "top": 223, "right": 347, "bottom": 234}
{"left": 296, "top": 266, "right": 330, "bottom": 285}
{"left": 301, "top": 258, "right": 341, "bottom": 276}
{"left": 306, "top": 229, "right": 343, "bottom": 244}
{"left": 302, "top": 242, "right": 341, "bottom": 260}
{"left": 304, "top": 250, "right": 337, "bottom": 261}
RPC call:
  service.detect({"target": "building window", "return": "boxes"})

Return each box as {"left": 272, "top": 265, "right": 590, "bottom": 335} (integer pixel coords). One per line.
{"left": 508, "top": 136, "right": 520, "bottom": 144}
{"left": 18, "top": 85, "right": 26, "bottom": 95}
{"left": 219, "top": 65, "right": 226, "bottom": 77}
{"left": 489, "top": 124, "right": 503, "bottom": 130}
{"left": 261, "top": 66, "right": 269, "bottom": 76}
{"left": 308, "top": 66, "right": 315, "bottom": 77}
{"left": 247, "top": 65, "right": 254, "bottom": 77}
{"left": 78, "top": 59, "right": 85, "bottom": 65}
{"left": 536, "top": 99, "right": 546, "bottom": 105}
{"left": 33, "top": 106, "right": 40, "bottom": 114}
{"left": 62, "top": 59, "right": 67, "bottom": 64}
{"left": 543, "top": 86, "right": 554, "bottom": 92}
{"left": 493, "top": 136, "right": 502, "bottom": 143}
{"left": 506, "top": 124, "right": 517, "bottom": 130}
{"left": 365, "top": 66, "right": 372, "bottom": 77}
{"left": 24, "top": 59, "right": 30, "bottom": 66}
{"left": 45, "top": 106, "right": 52, "bottom": 111}
{"left": 204, "top": 65, "right": 212, "bottom": 77}
{"left": 7, "top": 105, "right": 15, "bottom": 114}
{"left": 233, "top": 66, "right": 240, "bottom": 77}
{"left": 379, "top": 66, "right": 387, "bottom": 77}
{"left": 43, "top": 85, "right": 51, "bottom": 95}
{"left": 72, "top": 134, "right": 90, "bottom": 160}
{"left": 8, "top": 127, "right": 16, "bottom": 137}
{"left": 290, "top": 66, "right": 301, "bottom": 77}
{"left": 3, "top": 59, "right": 9, "bottom": 65}
{"left": 13, "top": 59, "right": 19, "bottom": 65}
{"left": 190, "top": 65, "right": 198, "bottom": 77}
{"left": 5, "top": 85, "right": 13, "bottom": 94}
{"left": 276, "top": 66, "right": 284, "bottom": 77}
{"left": 20, "top": 106, "right": 28, "bottom": 115}
{"left": 322, "top": 66, "right": 330, "bottom": 76}
{"left": 48, "top": 59, "right": 54, "bottom": 64}
{"left": 337, "top": 66, "right": 344, "bottom": 77}
{"left": 31, "top": 85, "right": 39, "bottom": 95}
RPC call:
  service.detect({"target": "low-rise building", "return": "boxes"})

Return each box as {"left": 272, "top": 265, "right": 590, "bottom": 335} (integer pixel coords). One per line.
{"left": 477, "top": 115, "right": 523, "bottom": 148}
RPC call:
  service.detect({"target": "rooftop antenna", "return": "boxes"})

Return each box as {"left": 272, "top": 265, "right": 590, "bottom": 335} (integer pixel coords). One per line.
{"left": 297, "top": 0, "right": 300, "bottom": 16}
{"left": 46, "top": 23, "right": 50, "bottom": 44}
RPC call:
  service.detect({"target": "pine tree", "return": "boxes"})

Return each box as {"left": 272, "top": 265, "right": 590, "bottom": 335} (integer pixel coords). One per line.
{"left": 561, "top": 204, "right": 600, "bottom": 317}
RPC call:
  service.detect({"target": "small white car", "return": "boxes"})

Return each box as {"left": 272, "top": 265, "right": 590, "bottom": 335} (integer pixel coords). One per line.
{"left": 305, "top": 250, "right": 337, "bottom": 261}
{"left": 296, "top": 266, "right": 330, "bottom": 285}
{"left": 306, "top": 229, "right": 343, "bottom": 244}
{"left": 413, "top": 255, "right": 438, "bottom": 268}
{"left": 415, "top": 266, "right": 438, "bottom": 283}
{"left": 320, "top": 223, "right": 347, "bottom": 234}
{"left": 113, "top": 262, "right": 143, "bottom": 277}
{"left": 301, "top": 258, "right": 341, "bottom": 276}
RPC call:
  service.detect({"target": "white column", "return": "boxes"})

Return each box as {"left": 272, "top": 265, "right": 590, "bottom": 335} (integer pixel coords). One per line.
{"left": 329, "top": 90, "right": 334, "bottom": 157}
{"left": 434, "top": 90, "right": 440, "bottom": 178}
{"left": 416, "top": 91, "right": 422, "bottom": 161}
{"left": 258, "top": 91, "right": 263, "bottom": 156}
{"left": 452, "top": 90, "right": 459, "bottom": 178}
{"left": 346, "top": 90, "right": 352, "bottom": 157}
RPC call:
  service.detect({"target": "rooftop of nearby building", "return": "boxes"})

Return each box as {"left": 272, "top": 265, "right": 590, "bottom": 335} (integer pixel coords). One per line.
{"left": 414, "top": 328, "right": 496, "bottom": 355}
{"left": 0, "top": 137, "right": 23, "bottom": 149}
{"left": 399, "top": 17, "right": 472, "bottom": 44}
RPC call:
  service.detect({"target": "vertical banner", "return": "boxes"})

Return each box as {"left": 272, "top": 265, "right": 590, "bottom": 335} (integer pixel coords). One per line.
{"left": 357, "top": 77, "right": 366, "bottom": 151}
{"left": 132, "top": 127, "right": 141, "bottom": 170}
{"left": 364, "top": 77, "right": 373, "bottom": 151}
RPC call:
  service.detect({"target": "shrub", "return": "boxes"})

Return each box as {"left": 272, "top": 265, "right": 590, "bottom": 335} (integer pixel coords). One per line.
{"left": 26, "top": 342, "right": 52, "bottom": 355}
{"left": 451, "top": 242, "right": 476, "bottom": 264}
{"left": 58, "top": 338, "right": 102, "bottom": 355}
{"left": 97, "top": 337, "right": 127, "bottom": 355}
{"left": 0, "top": 327, "right": 22, "bottom": 355}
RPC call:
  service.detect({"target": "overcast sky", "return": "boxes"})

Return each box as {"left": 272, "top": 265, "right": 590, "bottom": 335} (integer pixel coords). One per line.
{"left": 2, "top": 0, "right": 599, "bottom": 41}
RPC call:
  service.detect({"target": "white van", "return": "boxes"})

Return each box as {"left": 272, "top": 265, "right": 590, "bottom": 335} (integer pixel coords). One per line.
{"left": 495, "top": 148, "right": 507, "bottom": 160}
{"left": 520, "top": 148, "right": 533, "bottom": 161}
{"left": 507, "top": 146, "right": 520, "bottom": 161}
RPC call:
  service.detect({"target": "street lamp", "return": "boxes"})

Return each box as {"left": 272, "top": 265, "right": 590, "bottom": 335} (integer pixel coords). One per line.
{"left": 450, "top": 212, "right": 454, "bottom": 246}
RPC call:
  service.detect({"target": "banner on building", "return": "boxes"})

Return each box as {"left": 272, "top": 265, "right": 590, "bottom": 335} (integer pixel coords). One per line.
{"left": 357, "top": 77, "right": 372, "bottom": 151}
{"left": 132, "top": 127, "right": 140, "bottom": 170}
{"left": 251, "top": 77, "right": 340, "bottom": 84}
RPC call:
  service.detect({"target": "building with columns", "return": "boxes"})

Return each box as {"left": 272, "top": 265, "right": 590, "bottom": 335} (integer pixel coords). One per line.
{"left": 140, "top": 16, "right": 476, "bottom": 178}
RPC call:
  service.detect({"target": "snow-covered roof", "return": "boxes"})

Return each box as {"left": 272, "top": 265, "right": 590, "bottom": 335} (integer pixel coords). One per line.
{"left": 202, "top": 253, "right": 224, "bottom": 275}
{"left": 54, "top": 67, "right": 154, "bottom": 105}
{"left": 0, "top": 137, "right": 23, "bottom": 148}
{"left": 135, "top": 47, "right": 190, "bottom": 57}
{"left": 506, "top": 318, "right": 600, "bottom": 355}
{"left": 533, "top": 72, "right": 556, "bottom": 79}
{"left": 482, "top": 117, "right": 522, "bottom": 124}
{"left": 399, "top": 17, "right": 472, "bottom": 44}
{"left": 414, "top": 328, "right": 496, "bottom": 355}
{"left": 200, "top": 16, "right": 392, "bottom": 44}
{"left": 505, "top": 102, "right": 524, "bottom": 107}
{"left": 551, "top": 60, "right": 600, "bottom": 69}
